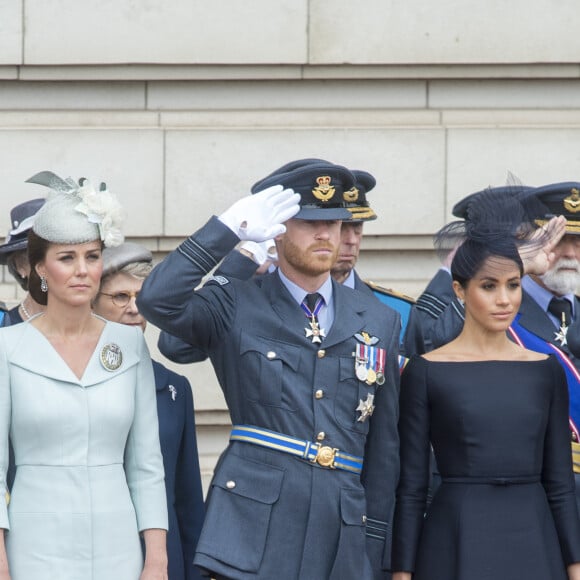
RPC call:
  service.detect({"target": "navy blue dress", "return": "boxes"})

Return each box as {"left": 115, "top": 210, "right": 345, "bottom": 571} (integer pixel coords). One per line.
{"left": 393, "top": 355, "right": 580, "bottom": 579}
{"left": 152, "top": 361, "right": 205, "bottom": 580}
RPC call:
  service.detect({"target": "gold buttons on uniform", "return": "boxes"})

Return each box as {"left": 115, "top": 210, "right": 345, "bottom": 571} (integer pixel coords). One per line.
{"left": 317, "top": 349, "right": 326, "bottom": 358}
{"left": 226, "top": 480, "right": 236, "bottom": 489}
{"left": 315, "top": 389, "right": 324, "bottom": 399}
{"left": 316, "top": 431, "right": 325, "bottom": 441}
{"left": 266, "top": 351, "right": 276, "bottom": 359}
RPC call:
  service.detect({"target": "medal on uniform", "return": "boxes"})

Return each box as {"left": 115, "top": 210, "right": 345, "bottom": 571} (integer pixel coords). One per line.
{"left": 301, "top": 295, "right": 326, "bottom": 344}
{"left": 554, "top": 313, "right": 569, "bottom": 347}
{"left": 375, "top": 348, "right": 386, "bottom": 385}
{"left": 356, "top": 393, "right": 375, "bottom": 422}
{"left": 305, "top": 317, "right": 326, "bottom": 344}
{"left": 366, "top": 347, "right": 377, "bottom": 385}
{"left": 355, "top": 344, "right": 369, "bottom": 381}
{"left": 100, "top": 343, "right": 123, "bottom": 371}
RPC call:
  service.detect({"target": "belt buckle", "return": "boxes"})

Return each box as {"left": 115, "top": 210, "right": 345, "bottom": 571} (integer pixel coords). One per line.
{"left": 313, "top": 445, "right": 338, "bottom": 469}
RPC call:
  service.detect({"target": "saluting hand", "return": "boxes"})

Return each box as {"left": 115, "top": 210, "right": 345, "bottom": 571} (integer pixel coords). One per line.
{"left": 219, "top": 185, "right": 300, "bottom": 242}
{"left": 519, "top": 215, "right": 566, "bottom": 275}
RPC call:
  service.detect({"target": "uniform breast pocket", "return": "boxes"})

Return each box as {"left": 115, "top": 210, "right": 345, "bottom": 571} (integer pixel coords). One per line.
{"left": 239, "top": 332, "right": 301, "bottom": 411}
{"left": 335, "top": 357, "right": 376, "bottom": 435}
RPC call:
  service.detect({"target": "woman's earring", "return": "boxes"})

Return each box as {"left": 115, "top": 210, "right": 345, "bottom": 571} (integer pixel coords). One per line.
{"left": 40, "top": 276, "right": 48, "bottom": 293}
{"left": 457, "top": 296, "right": 464, "bottom": 307}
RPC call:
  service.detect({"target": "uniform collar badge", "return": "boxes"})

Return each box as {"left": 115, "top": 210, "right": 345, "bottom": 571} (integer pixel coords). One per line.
{"left": 100, "top": 343, "right": 123, "bottom": 371}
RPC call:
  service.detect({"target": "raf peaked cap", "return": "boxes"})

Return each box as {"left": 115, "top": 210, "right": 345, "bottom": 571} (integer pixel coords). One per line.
{"left": 0, "top": 198, "right": 45, "bottom": 264}
{"left": 252, "top": 162, "right": 354, "bottom": 221}
{"left": 251, "top": 158, "right": 330, "bottom": 192}
{"left": 345, "top": 169, "right": 377, "bottom": 222}
{"left": 452, "top": 185, "right": 533, "bottom": 220}
{"left": 530, "top": 181, "right": 580, "bottom": 234}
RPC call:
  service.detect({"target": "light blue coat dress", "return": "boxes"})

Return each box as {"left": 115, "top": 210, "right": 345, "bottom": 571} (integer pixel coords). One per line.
{"left": 0, "top": 319, "right": 168, "bottom": 579}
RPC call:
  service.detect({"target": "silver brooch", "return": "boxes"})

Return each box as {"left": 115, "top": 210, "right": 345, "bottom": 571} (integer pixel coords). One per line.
{"left": 100, "top": 343, "right": 123, "bottom": 371}
{"left": 168, "top": 385, "right": 177, "bottom": 401}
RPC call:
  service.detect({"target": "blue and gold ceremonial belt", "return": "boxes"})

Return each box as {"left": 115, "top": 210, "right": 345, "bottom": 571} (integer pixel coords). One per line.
{"left": 230, "top": 425, "right": 364, "bottom": 475}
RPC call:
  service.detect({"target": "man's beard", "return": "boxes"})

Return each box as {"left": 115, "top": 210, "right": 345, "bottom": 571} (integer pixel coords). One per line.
{"left": 540, "top": 258, "right": 580, "bottom": 295}
{"left": 282, "top": 239, "right": 338, "bottom": 277}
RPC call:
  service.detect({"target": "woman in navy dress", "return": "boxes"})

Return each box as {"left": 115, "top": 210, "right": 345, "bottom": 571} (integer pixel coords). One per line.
{"left": 93, "top": 242, "right": 204, "bottom": 580}
{"left": 392, "top": 191, "right": 580, "bottom": 580}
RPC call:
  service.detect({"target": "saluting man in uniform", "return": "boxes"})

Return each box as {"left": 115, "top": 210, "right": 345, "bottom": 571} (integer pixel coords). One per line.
{"left": 138, "top": 161, "right": 401, "bottom": 580}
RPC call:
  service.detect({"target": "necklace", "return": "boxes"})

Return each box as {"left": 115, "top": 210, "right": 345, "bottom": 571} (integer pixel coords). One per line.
{"left": 20, "top": 301, "right": 32, "bottom": 320}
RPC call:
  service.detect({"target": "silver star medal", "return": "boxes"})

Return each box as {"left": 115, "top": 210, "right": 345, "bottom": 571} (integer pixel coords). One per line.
{"left": 305, "top": 317, "right": 326, "bottom": 344}
{"left": 555, "top": 323, "right": 568, "bottom": 347}
{"left": 168, "top": 385, "right": 177, "bottom": 401}
{"left": 356, "top": 393, "right": 375, "bottom": 423}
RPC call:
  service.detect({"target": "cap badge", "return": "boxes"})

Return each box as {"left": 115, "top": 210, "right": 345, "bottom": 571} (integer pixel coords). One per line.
{"left": 564, "top": 188, "right": 580, "bottom": 213}
{"left": 343, "top": 187, "right": 359, "bottom": 203}
{"left": 100, "top": 343, "right": 123, "bottom": 371}
{"left": 312, "top": 175, "right": 336, "bottom": 202}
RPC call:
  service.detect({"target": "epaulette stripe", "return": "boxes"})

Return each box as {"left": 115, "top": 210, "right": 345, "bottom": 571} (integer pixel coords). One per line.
{"left": 365, "top": 517, "right": 387, "bottom": 527}
{"left": 417, "top": 293, "right": 447, "bottom": 310}
{"left": 365, "top": 531, "right": 386, "bottom": 540}
{"left": 178, "top": 238, "right": 218, "bottom": 271}
{"left": 414, "top": 302, "right": 444, "bottom": 319}
{"left": 451, "top": 300, "right": 465, "bottom": 321}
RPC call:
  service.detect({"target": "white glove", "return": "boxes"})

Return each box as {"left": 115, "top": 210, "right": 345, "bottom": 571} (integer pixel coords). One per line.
{"left": 239, "top": 239, "right": 278, "bottom": 266}
{"left": 219, "top": 185, "right": 300, "bottom": 242}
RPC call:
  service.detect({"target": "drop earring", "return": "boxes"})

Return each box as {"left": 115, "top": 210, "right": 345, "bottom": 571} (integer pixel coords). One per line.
{"left": 40, "top": 276, "right": 48, "bottom": 293}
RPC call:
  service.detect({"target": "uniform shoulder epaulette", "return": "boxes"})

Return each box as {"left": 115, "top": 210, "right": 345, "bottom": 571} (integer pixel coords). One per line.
{"left": 364, "top": 281, "right": 416, "bottom": 304}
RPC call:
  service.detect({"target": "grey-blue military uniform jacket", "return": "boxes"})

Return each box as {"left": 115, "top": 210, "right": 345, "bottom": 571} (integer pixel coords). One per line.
{"left": 138, "top": 217, "right": 401, "bottom": 580}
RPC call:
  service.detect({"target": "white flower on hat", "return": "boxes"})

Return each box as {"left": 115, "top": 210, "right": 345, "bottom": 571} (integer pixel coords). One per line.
{"left": 75, "top": 179, "right": 125, "bottom": 247}
{"left": 27, "top": 171, "right": 126, "bottom": 248}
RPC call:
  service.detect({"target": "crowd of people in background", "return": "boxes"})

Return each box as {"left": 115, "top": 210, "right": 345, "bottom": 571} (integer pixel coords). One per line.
{"left": 0, "top": 161, "right": 580, "bottom": 579}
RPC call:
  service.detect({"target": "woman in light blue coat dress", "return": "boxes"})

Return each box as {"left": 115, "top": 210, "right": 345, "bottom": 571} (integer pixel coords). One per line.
{"left": 0, "top": 172, "right": 168, "bottom": 580}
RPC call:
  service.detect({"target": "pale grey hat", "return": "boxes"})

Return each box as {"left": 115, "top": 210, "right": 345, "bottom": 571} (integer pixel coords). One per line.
{"left": 27, "top": 171, "right": 125, "bottom": 247}
{"left": 101, "top": 242, "right": 152, "bottom": 278}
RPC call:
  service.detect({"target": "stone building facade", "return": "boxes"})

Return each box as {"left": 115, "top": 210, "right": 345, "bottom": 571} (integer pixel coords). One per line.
{"left": 2, "top": 0, "right": 580, "bottom": 488}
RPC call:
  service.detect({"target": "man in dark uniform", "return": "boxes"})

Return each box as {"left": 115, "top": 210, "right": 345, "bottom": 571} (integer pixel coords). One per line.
{"left": 138, "top": 161, "right": 401, "bottom": 580}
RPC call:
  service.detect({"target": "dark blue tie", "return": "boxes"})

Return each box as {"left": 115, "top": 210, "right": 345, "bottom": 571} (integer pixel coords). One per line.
{"left": 548, "top": 297, "right": 573, "bottom": 327}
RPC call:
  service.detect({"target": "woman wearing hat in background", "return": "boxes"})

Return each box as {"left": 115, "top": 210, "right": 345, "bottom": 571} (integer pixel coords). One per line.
{"left": 392, "top": 192, "right": 580, "bottom": 580}
{"left": 0, "top": 198, "right": 46, "bottom": 325}
{"left": 93, "top": 241, "right": 204, "bottom": 580}
{"left": 0, "top": 172, "right": 168, "bottom": 580}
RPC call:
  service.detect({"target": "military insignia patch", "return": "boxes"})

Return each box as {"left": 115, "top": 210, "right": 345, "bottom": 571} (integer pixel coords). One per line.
{"left": 312, "top": 175, "right": 336, "bottom": 202}
{"left": 100, "top": 343, "right": 123, "bottom": 371}
{"left": 207, "top": 275, "right": 229, "bottom": 286}
{"left": 354, "top": 331, "right": 379, "bottom": 346}
{"left": 564, "top": 188, "right": 580, "bottom": 214}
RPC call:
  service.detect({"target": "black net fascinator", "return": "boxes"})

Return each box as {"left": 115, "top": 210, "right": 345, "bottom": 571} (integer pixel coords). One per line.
{"left": 436, "top": 185, "right": 551, "bottom": 284}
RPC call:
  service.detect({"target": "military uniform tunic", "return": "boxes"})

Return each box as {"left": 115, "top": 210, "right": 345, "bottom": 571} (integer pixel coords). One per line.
{"left": 138, "top": 217, "right": 401, "bottom": 580}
